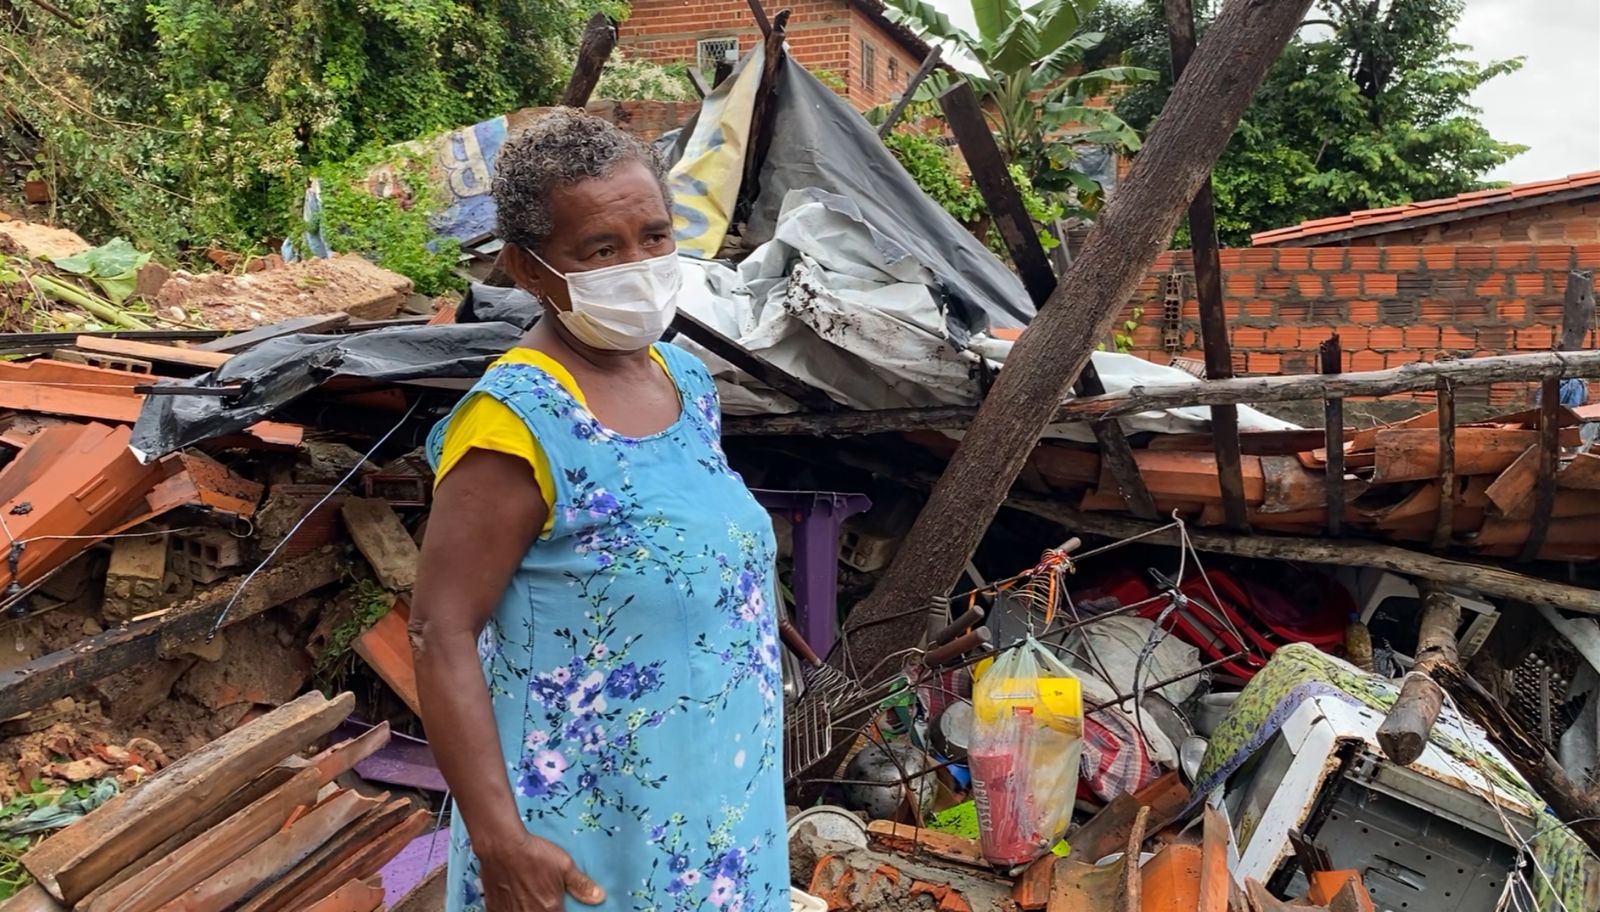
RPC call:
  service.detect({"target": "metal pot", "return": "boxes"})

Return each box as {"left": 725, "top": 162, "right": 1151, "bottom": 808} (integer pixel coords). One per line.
{"left": 930, "top": 701, "right": 973, "bottom": 764}
{"left": 843, "top": 742, "right": 938, "bottom": 820}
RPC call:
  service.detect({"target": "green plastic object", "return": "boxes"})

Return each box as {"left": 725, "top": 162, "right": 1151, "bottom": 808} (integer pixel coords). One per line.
{"left": 927, "top": 800, "right": 1071, "bottom": 857}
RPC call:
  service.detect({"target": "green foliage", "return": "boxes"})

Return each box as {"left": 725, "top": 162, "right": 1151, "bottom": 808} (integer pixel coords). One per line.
{"left": 314, "top": 578, "right": 393, "bottom": 696}
{"left": 1, "top": 0, "right": 597, "bottom": 263}
{"left": 882, "top": 130, "right": 1062, "bottom": 256}
{"left": 884, "top": 0, "right": 1156, "bottom": 198}
{"left": 595, "top": 54, "right": 699, "bottom": 103}
{"left": 1086, "top": 0, "right": 1526, "bottom": 245}
{"left": 313, "top": 147, "right": 463, "bottom": 295}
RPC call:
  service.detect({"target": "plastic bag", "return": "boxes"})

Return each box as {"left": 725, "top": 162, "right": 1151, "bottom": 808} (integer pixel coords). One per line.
{"left": 968, "top": 636, "right": 1084, "bottom": 866}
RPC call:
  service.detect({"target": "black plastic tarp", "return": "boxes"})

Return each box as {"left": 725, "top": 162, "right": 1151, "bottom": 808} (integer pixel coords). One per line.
{"left": 129, "top": 322, "right": 523, "bottom": 458}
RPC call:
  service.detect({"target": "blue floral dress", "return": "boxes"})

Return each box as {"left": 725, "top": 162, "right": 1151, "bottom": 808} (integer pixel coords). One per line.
{"left": 426, "top": 344, "right": 787, "bottom": 912}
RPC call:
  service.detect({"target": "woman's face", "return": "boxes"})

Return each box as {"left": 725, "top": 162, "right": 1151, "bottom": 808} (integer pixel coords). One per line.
{"left": 514, "top": 160, "right": 675, "bottom": 314}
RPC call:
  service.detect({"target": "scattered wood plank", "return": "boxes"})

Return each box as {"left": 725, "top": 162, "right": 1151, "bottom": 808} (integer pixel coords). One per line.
{"left": 195, "top": 314, "right": 352, "bottom": 353}
{"left": 232, "top": 798, "right": 411, "bottom": 912}
{"left": 1432, "top": 380, "right": 1457, "bottom": 550}
{"left": 341, "top": 498, "right": 419, "bottom": 592}
{"left": 0, "top": 551, "right": 342, "bottom": 721}
{"left": 262, "top": 808, "right": 433, "bottom": 912}
{"left": 1008, "top": 492, "right": 1600, "bottom": 614}
{"left": 1320, "top": 335, "right": 1344, "bottom": 537}
{"left": 72, "top": 335, "right": 232, "bottom": 371}
{"left": 1516, "top": 381, "right": 1564, "bottom": 565}
{"left": 1559, "top": 452, "right": 1600, "bottom": 490}
{"left": 1165, "top": 0, "right": 1247, "bottom": 533}
{"left": 0, "top": 885, "right": 66, "bottom": 912}
{"left": 1146, "top": 429, "right": 1335, "bottom": 456}
{"left": 671, "top": 310, "right": 838, "bottom": 412}
{"left": 1060, "top": 350, "right": 1600, "bottom": 420}
{"left": 877, "top": 46, "right": 943, "bottom": 137}
{"left": 162, "top": 789, "right": 380, "bottom": 912}
{"left": 79, "top": 768, "right": 323, "bottom": 912}
{"left": 21, "top": 691, "right": 355, "bottom": 903}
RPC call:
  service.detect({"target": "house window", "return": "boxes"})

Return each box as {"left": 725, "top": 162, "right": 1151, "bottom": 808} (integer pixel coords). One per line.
{"left": 888, "top": 57, "right": 899, "bottom": 84}
{"left": 696, "top": 36, "right": 739, "bottom": 72}
{"left": 862, "top": 40, "right": 877, "bottom": 90}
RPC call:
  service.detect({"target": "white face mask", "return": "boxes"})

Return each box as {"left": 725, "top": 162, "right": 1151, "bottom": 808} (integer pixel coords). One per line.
{"left": 528, "top": 248, "right": 683, "bottom": 351}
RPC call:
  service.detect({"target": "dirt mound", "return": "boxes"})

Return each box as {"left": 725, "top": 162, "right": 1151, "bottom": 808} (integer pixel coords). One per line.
{"left": 155, "top": 253, "right": 413, "bottom": 330}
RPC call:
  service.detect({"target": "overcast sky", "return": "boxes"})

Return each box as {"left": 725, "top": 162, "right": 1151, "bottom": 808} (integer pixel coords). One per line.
{"left": 925, "top": 0, "right": 1600, "bottom": 184}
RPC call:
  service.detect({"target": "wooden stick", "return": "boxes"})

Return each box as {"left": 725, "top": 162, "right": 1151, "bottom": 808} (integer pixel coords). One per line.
{"left": 1376, "top": 583, "right": 1461, "bottom": 765}
{"left": 1062, "top": 350, "right": 1600, "bottom": 419}
{"left": 1115, "top": 806, "right": 1150, "bottom": 912}
{"left": 1519, "top": 381, "right": 1562, "bottom": 562}
{"left": 670, "top": 310, "right": 837, "bottom": 412}
{"left": 1558, "top": 269, "right": 1596, "bottom": 353}
{"left": 559, "top": 14, "right": 617, "bottom": 108}
{"left": 745, "top": 0, "right": 772, "bottom": 35}
{"left": 722, "top": 349, "right": 1600, "bottom": 437}
{"left": 877, "top": 47, "right": 943, "bottom": 137}
{"left": 939, "top": 78, "right": 1156, "bottom": 519}
{"left": 839, "top": 0, "right": 1318, "bottom": 679}
{"left": 1165, "top": 0, "right": 1247, "bottom": 533}
{"left": 738, "top": 9, "right": 791, "bottom": 218}
{"left": 1432, "top": 379, "right": 1456, "bottom": 551}
{"left": 1320, "top": 334, "right": 1344, "bottom": 537}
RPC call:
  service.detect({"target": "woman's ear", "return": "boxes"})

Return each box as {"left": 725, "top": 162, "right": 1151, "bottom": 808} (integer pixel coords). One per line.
{"left": 501, "top": 244, "right": 548, "bottom": 299}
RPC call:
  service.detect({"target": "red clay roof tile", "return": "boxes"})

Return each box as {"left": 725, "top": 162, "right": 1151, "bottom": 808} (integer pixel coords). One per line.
{"left": 1252, "top": 171, "right": 1600, "bottom": 246}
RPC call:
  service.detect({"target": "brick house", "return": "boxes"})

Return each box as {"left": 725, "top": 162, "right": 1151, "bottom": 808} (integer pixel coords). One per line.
{"left": 619, "top": 0, "right": 933, "bottom": 110}
{"left": 1250, "top": 171, "right": 1600, "bottom": 248}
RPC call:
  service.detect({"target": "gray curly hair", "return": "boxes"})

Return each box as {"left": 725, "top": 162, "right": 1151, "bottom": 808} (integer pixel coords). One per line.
{"left": 492, "top": 107, "right": 673, "bottom": 252}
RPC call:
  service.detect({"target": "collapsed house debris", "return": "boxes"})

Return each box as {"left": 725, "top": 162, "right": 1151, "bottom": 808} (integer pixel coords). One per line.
{"left": 2, "top": 0, "right": 1600, "bottom": 910}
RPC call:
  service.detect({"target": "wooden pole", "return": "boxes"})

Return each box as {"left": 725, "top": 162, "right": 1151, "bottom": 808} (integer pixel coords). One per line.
{"left": 1319, "top": 334, "right": 1343, "bottom": 537}
{"left": 1164, "top": 0, "right": 1248, "bottom": 533}
{"left": 1376, "top": 583, "right": 1460, "bottom": 765}
{"left": 1433, "top": 379, "right": 1457, "bottom": 551}
{"left": 559, "top": 14, "right": 617, "bottom": 109}
{"left": 722, "top": 349, "right": 1600, "bottom": 437}
{"left": 937, "top": 80, "right": 1157, "bottom": 520}
{"left": 738, "top": 9, "right": 791, "bottom": 219}
{"left": 670, "top": 311, "right": 837, "bottom": 412}
{"left": 840, "top": 0, "right": 1317, "bottom": 679}
{"left": 877, "top": 47, "right": 943, "bottom": 138}
{"left": 998, "top": 490, "right": 1600, "bottom": 616}
{"left": 1521, "top": 270, "right": 1595, "bottom": 561}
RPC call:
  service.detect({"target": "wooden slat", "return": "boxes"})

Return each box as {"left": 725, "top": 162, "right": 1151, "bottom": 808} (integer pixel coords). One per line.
{"left": 670, "top": 311, "right": 838, "bottom": 412}
{"left": 1164, "top": 0, "right": 1246, "bottom": 533}
{"left": 21, "top": 691, "right": 354, "bottom": 903}
{"left": 1519, "top": 380, "right": 1564, "bottom": 562}
{"left": 244, "top": 804, "right": 431, "bottom": 912}
{"left": 0, "top": 552, "right": 342, "bottom": 721}
{"left": 1092, "top": 421, "right": 1160, "bottom": 520}
{"left": 80, "top": 768, "right": 323, "bottom": 912}
{"left": 1432, "top": 380, "right": 1457, "bottom": 550}
{"left": 72, "top": 335, "right": 232, "bottom": 370}
{"left": 1560, "top": 452, "right": 1600, "bottom": 490}
{"left": 876, "top": 46, "right": 943, "bottom": 137}
{"left": 1320, "top": 334, "right": 1344, "bottom": 537}
{"left": 162, "top": 790, "right": 380, "bottom": 912}
{"left": 341, "top": 498, "right": 419, "bottom": 592}
{"left": 1484, "top": 445, "right": 1540, "bottom": 516}
{"left": 195, "top": 314, "right": 351, "bottom": 353}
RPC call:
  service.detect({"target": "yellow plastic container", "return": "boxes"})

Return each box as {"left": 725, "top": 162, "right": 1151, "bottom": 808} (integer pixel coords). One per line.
{"left": 972, "top": 674, "right": 1083, "bottom": 736}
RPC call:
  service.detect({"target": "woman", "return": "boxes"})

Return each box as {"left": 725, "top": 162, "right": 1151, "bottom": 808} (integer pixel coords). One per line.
{"left": 411, "top": 109, "right": 786, "bottom": 912}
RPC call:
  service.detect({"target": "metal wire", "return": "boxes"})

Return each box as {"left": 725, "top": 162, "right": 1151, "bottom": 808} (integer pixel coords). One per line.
{"left": 207, "top": 397, "right": 421, "bottom": 638}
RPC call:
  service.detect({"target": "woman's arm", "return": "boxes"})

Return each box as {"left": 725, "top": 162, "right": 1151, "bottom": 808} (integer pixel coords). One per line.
{"left": 410, "top": 449, "right": 603, "bottom": 911}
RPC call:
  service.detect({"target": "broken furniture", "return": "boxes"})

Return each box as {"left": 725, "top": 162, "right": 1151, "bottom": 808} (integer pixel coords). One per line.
{"left": 752, "top": 489, "right": 870, "bottom": 657}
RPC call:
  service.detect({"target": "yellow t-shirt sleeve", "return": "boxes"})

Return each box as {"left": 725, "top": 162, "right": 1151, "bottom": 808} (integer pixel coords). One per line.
{"left": 432, "top": 346, "right": 672, "bottom": 539}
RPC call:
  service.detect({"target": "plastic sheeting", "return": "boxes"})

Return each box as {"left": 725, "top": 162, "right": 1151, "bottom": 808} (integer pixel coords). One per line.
{"left": 746, "top": 59, "right": 1033, "bottom": 341}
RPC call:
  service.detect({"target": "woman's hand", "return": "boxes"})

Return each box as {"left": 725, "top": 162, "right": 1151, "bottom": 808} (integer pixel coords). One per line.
{"left": 478, "top": 832, "right": 606, "bottom": 911}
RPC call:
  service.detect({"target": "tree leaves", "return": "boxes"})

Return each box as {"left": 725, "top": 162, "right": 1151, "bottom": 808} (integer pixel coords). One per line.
{"left": 883, "top": 0, "right": 978, "bottom": 47}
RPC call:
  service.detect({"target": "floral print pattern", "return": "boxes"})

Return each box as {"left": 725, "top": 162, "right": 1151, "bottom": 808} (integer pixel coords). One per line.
{"left": 428, "top": 344, "right": 785, "bottom": 912}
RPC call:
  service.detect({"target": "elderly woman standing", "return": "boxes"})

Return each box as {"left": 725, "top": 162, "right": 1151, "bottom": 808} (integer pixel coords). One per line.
{"left": 410, "top": 110, "right": 786, "bottom": 912}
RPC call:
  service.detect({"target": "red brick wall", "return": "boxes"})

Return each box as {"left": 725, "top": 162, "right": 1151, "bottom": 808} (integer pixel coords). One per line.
{"left": 1343, "top": 198, "right": 1600, "bottom": 247}
{"left": 618, "top": 0, "right": 922, "bottom": 110}
{"left": 1121, "top": 243, "right": 1600, "bottom": 411}
{"left": 584, "top": 99, "right": 701, "bottom": 141}
{"left": 847, "top": 10, "right": 923, "bottom": 109}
